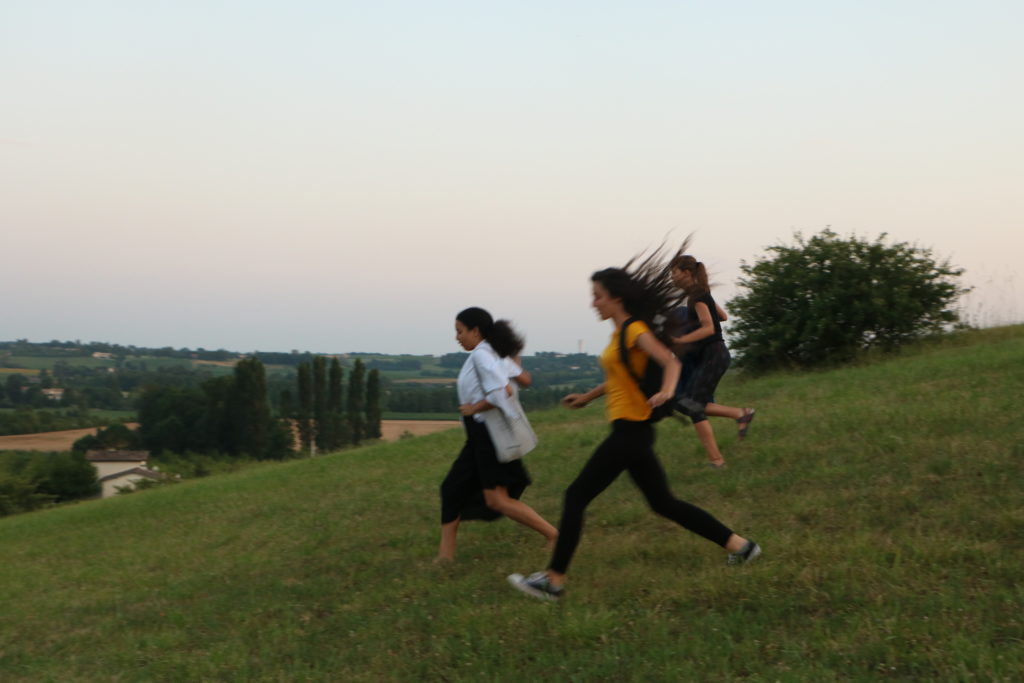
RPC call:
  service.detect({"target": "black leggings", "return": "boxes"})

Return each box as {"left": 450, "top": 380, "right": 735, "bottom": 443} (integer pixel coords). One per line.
{"left": 676, "top": 340, "right": 731, "bottom": 424}
{"left": 548, "top": 420, "right": 733, "bottom": 575}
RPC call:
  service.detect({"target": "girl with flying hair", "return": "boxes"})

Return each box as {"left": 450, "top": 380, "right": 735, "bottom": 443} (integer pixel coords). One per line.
{"left": 436, "top": 307, "right": 557, "bottom": 563}
{"left": 508, "top": 247, "right": 760, "bottom": 601}
{"left": 669, "top": 255, "right": 755, "bottom": 468}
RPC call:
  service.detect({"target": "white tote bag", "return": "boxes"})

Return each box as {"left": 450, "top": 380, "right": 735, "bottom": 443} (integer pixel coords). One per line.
{"left": 479, "top": 391, "right": 538, "bottom": 463}
{"left": 471, "top": 357, "right": 538, "bottom": 463}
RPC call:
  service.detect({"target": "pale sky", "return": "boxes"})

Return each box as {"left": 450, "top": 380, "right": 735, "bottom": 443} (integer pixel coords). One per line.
{"left": 3, "top": 1, "right": 1022, "bottom": 356}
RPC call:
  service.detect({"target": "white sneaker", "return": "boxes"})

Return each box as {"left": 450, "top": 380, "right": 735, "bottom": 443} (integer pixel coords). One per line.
{"left": 727, "top": 541, "right": 762, "bottom": 566}
{"left": 507, "top": 572, "right": 564, "bottom": 601}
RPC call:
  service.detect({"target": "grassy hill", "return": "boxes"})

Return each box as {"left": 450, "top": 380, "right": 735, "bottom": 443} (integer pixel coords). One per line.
{"left": 1, "top": 327, "right": 1022, "bottom": 681}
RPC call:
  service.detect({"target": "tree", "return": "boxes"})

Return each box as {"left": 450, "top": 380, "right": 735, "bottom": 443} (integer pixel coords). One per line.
{"left": 33, "top": 451, "right": 100, "bottom": 502}
{"left": 312, "top": 356, "right": 328, "bottom": 452}
{"left": 72, "top": 423, "right": 140, "bottom": 453}
{"left": 365, "top": 368, "right": 382, "bottom": 439}
{"left": 278, "top": 389, "right": 294, "bottom": 422}
{"left": 296, "top": 361, "right": 314, "bottom": 454}
{"left": 438, "top": 352, "right": 469, "bottom": 369}
{"left": 226, "top": 357, "right": 291, "bottom": 460}
{"left": 727, "top": 229, "right": 968, "bottom": 372}
{"left": 5, "top": 375, "right": 26, "bottom": 405}
{"left": 137, "top": 386, "right": 209, "bottom": 454}
{"left": 326, "top": 357, "right": 348, "bottom": 450}
{"left": 347, "top": 359, "right": 366, "bottom": 444}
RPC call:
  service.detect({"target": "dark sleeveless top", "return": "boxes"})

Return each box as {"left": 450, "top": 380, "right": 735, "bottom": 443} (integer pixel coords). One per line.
{"left": 685, "top": 292, "right": 723, "bottom": 351}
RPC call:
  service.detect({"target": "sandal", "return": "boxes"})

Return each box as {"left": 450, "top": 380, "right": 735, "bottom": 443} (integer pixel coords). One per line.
{"left": 736, "top": 408, "right": 756, "bottom": 440}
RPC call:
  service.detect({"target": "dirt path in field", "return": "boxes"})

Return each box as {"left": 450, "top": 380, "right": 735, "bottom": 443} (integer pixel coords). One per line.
{"left": 379, "top": 419, "right": 460, "bottom": 441}
{"left": 0, "top": 420, "right": 460, "bottom": 452}
{"left": 0, "top": 425, "right": 139, "bottom": 452}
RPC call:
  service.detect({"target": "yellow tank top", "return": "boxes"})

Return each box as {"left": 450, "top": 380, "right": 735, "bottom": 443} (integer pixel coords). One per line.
{"left": 600, "top": 320, "right": 652, "bottom": 422}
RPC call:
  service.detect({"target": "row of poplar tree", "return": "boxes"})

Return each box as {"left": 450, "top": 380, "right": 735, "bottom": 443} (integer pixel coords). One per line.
{"left": 281, "top": 357, "right": 382, "bottom": 455}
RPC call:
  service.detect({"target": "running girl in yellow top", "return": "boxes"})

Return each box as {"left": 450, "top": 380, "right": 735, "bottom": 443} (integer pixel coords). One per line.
{"left": 508, "top": 259, "right": 761, "bottom": 601}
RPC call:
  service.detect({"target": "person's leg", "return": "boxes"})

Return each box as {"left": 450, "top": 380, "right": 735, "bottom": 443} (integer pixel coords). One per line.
{"left": 437, "top": 440, "right": 476, "bottom": 561}
{"left": 626, "top": 437, "right": 761, "bottom": 564}
{"left": 436, "top": 518, "right": 460, "bottom": 563}
{"left": 483, "top": 486, "right": 558, "bottom": 545}
{"left": 627, "top": 440, "right": 733, "bottom": 546}
{"left": 546, "top": 424, "right": 632, "bottom": 585}
{"left": 694, "top": 419, "right": 726, "bottom": 467}
{"left": 685, "top": 343, "right": 732, "bottom": 465}
{"left": 705, "top": 403, "right": 744, "bottom": 419}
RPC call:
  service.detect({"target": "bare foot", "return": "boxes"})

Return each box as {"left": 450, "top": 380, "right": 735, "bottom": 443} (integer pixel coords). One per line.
{"left": 433, "top": 555, "right": 454, "bottom": 565}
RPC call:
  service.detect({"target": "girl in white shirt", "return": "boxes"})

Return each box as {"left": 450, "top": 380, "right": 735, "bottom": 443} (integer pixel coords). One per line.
{"left": 436, "top": 307, "right": 557, "bottom": 563}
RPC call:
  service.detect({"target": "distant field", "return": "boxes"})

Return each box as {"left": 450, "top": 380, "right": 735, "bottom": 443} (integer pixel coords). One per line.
{"left": 0, "top": 367, "right": 40, "bottom": 375}
{"left": 0, "top": 424, "right": 139, "bottom": 451}
{"left": 0, "top": 420, "right": 455, "bottom": 452}
{"left": 192, "top": 359, "right": 238, "bottom": 368}
{"left": 379, "top": 419, "right": 459, "bottom": 441}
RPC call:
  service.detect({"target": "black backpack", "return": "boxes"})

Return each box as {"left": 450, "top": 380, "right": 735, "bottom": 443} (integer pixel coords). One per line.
{"left": 618, "top": 317, "right": 674, "bottom": 422}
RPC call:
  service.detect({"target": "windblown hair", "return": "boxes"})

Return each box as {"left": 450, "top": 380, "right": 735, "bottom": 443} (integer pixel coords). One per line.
{"left": 455, "top": 307, "right": 524, "bottom": 358}
{"left": 670, "top": 252, "right": 711, "bottom": 297}
{"left": 591, "top": 235, "right": 694, "bottom": 342}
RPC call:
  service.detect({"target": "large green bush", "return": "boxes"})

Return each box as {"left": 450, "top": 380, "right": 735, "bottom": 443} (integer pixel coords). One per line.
{"left": 728, "top": 229, "right": 967, "bottom": 372}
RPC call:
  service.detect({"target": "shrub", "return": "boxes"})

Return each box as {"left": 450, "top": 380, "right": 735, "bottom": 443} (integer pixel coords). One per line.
{"left": 728, "top": 229, "right": 968, "bottom": 372}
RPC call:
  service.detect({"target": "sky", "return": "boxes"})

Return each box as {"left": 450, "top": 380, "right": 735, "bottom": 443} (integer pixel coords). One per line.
{"left": 3, "top": 1, "right": 1022, "bottom": 356}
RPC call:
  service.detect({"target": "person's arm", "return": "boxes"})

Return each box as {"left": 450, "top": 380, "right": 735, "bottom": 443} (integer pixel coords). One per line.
{"left": 635, "top": 332, "right": 681, "bottom": 407}
{"left": 673, "top": 301, "right": 715, "bottom": 345}
{"left": 716, "top": 303, "right": 728, "bottom": 322}
{"left": 509, "top": 355, "right": 532, "bottom": 388}
{"left": 562, "top": 383, "right": 606, "bottom": 409}
{"left": 459, "top": 399, "right": 494, "bottom": 416}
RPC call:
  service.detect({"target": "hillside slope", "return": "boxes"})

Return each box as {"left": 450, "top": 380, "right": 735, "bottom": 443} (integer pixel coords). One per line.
{"left": 1, "top": 327, "right": 1022, "bottom": 681}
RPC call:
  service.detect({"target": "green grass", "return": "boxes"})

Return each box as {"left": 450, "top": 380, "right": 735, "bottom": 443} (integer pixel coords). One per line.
{"left": 1, "top": 327, "right": 1022, "bottom": 681}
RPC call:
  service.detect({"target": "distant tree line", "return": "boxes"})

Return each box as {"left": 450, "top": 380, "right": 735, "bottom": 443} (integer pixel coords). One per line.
{"left": 0, "top": 339, "right": 237, "bottom": 361}
{"left": 2, "top": 340, "right": 607, "bottom": 428}
{"left": 383, "top": 352, "right": 603, "bottom": 415}
{"left": 284, "top": 357, "right": 382, "bottom": 454}
{"left": 134, "top": 357, "right": 293, "bottom": 460}
{"left": 0, "top": 408, "right": 113, "bottom": 437}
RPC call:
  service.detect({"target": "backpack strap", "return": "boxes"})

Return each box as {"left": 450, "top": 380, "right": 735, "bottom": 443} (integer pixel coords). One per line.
{"left": 617, "top": 317, "right": 644, "bottom": 387}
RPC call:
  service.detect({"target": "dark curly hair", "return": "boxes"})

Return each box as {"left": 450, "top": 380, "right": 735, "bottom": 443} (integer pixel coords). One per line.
{"left": 455, "top": 307, "right": 524, "bottom": 358}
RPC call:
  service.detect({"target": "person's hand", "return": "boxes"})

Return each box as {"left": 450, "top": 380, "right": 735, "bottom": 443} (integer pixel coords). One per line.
{"left": 649, "top": 391, "right": 672, "bottom": 408}
{"left": 458, "top": 403, "right": 476, "bottom": 416}
{"left": 561, "top": 393, "right": 588, "bottom": 409}
{"left": 505, "top": 384, "right": 514, "bottom": 397}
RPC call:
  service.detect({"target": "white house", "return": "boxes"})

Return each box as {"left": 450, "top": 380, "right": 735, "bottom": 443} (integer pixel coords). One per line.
{"left": 41, "top": 388, "right": 65, "bottom": 402}
{"left": 85, "top": 450, "right": 163, "bottom": 498}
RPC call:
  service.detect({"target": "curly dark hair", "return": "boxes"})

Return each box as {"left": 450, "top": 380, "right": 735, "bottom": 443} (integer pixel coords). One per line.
{"left": 455, "top": 307, "right": 524, "bottom": 358}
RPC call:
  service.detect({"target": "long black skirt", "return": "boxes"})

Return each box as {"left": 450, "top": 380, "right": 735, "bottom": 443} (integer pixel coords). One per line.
{"left": 439, "top": 416, "right": 532, "bottom": 523}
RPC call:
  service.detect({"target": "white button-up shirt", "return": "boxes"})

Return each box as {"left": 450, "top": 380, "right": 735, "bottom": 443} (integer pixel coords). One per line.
{"left": 456, "top": 341, "right": 521, "bottom": 422}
